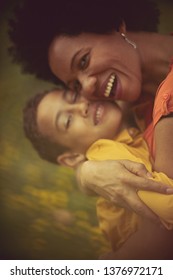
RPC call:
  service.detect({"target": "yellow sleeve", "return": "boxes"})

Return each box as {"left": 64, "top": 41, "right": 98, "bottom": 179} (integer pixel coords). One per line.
{"left": 96, "top": 197, "right": 140, "bottom": 251}
{"left": 87, "top": 139, "right": 142, "bottom": 250}
{"left": 87, "top": 139, "right": 173, "bottom": 230}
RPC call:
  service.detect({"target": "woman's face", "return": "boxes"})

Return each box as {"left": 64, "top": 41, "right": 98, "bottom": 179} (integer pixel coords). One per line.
{"left": 48, "top": 32, "right": 142, "bottom": 102}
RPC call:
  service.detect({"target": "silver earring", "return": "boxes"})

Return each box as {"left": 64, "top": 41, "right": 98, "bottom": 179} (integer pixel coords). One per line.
{"left": 121, "top": 33, "right": 137, "bottom": 49}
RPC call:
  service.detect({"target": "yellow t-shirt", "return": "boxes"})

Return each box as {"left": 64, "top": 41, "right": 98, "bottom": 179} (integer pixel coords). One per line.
{"left": 86, "top": 128, "right": 173, "bottom": 250}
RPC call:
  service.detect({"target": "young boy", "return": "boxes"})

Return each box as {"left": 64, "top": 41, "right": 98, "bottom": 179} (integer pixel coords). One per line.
{"left": 23, "top": 86, "right": 173, "bottom": 251}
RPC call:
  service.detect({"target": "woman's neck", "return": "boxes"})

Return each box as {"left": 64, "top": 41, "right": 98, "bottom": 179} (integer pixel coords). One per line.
{"left": 129, "top": 32, "right": 173, "bottom": 96}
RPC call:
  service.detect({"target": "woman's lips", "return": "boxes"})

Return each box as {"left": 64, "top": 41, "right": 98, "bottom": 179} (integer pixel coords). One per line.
{"left": 99, "top": 74, "right": 122, "bottom": 100}
{"left": 104, "top": 74, "right": 116, "bottom": 97}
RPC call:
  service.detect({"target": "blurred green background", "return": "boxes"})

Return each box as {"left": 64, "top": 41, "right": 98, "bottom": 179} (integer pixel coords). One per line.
{"left": 0, "top": 0, "right": 173, "bottom": 260}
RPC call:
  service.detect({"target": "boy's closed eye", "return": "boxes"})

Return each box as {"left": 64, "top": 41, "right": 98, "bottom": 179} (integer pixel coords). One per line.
{"left": 65, "top": 115, "right": 72, "bottom": 130}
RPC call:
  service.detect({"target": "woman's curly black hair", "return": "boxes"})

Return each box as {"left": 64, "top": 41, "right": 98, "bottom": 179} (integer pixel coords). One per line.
{"left": 8, "top": 0, "right": 160, "bottom": 84}
{"left": 23, "top": 88, "right": 67, "bottom": 164}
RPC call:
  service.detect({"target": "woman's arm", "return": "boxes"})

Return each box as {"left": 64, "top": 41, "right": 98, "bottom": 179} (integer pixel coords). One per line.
{"left": 75, "top": 159, "right": 173, "bottom": 224}
{"left": 154, "top": 115, "right": 173, "bottom": 179}
{"left": 100, "top": 218, "right": 173, "bottom": 260}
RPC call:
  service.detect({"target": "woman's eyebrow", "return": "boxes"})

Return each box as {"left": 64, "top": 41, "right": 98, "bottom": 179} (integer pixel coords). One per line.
{"left": 71, "top": 49, "right": 82, "bottom": 70}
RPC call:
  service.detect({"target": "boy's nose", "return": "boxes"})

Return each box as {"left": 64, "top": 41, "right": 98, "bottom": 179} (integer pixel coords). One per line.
{"left": 78, "top": 74, "right": 97, "bottom": 99}
{"left": 70, "top": 101, "right": 89, "bottom": 117}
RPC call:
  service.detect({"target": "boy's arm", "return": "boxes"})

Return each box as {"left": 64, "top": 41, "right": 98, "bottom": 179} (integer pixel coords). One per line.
{"left": 154, "top": 114, "right": 173, "bottom": 179}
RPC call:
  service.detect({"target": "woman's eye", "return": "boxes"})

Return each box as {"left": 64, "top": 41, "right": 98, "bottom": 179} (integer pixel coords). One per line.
{"left": 66, "top": 115, "right": 72, "bottom": 129}
{"left": 80, "top": 53, "right": 89, "bottom": 70}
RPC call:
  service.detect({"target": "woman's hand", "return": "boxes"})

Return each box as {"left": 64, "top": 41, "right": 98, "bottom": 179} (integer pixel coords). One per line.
{"left": 75, "top": 160, "right": 173, "bottom": 224}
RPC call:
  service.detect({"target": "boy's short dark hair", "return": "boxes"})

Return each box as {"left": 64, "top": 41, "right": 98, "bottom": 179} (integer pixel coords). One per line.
{"left": 8, "top": 0, "right": 160, "bottom": 83}
{"left": 23, "top": 88, "right": 66, "bottom": 164}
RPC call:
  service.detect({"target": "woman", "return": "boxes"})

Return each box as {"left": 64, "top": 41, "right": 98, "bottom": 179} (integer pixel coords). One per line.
{"left": 9, "top": 0, "right": 173, "bottom": 223}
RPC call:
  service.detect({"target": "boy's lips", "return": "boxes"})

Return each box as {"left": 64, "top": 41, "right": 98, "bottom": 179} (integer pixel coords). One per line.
{"left": 92, "top": 103, "right": 104, "bottom": 125}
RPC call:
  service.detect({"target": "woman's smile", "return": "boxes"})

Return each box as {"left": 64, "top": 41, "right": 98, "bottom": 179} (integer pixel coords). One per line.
{"left": 104, "top": 74, "right": 116, "bottom": 97}
{"left": 100, "top": 73, "right": 122, "bottom": 100}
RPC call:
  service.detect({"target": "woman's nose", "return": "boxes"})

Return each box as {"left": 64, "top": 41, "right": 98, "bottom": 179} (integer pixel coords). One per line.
{"left": 78, "top": 74, "right": 97, "bottom": 99}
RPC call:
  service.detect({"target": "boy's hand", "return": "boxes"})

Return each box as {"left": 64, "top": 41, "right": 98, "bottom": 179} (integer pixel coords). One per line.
{"left": 75, "top": 160, "right": 173, "bottom": 224}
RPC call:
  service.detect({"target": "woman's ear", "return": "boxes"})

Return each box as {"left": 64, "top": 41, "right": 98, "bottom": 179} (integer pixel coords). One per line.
{"left": 57, "top": 152, "right": 86, "bottom": 168}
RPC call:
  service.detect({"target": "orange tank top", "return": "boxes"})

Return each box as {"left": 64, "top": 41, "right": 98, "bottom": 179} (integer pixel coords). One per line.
{"left": 144, "top": 61, "right": 173, "bottom": 159}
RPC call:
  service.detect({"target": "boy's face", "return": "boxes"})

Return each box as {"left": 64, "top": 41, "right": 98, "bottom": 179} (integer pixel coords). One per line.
{"left": 37, "top": 89, "right": 123, "bottom": 154}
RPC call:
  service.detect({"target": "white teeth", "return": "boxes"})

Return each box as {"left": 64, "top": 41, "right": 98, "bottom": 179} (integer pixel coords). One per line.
{"left": 95, "top": 106, "right": 103, "bottom": 124}
{"left": 104, "top": 74, "right": 116, "bottom": 97}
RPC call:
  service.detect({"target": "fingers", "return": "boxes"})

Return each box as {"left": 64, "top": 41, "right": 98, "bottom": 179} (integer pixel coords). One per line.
{"left": 122, "top": 160, "right": 152, "bottom": 178}
{"left": 128, "top": 175, "right": 173, "bottom": 194}
{"left": 121, "top": 160, "right": 173, "bottom": 194}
